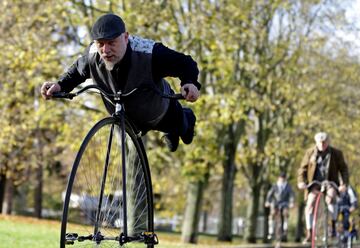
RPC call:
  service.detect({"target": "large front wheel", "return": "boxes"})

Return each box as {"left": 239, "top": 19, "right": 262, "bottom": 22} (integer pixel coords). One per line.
{"left": 312, "top": 193, "right": 329, "bottom": 248}
{"left": 60, "top": 117, "right": 155, "bottom": 248}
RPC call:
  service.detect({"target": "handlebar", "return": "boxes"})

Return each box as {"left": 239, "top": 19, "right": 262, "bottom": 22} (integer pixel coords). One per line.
{"left": 52, "top": 84, "right": 109, "bottom": 99}
{"left": 52, "top": 84, "right": 185, "bottom": 101}
{"left": 52, "top": 92, "right": 76, "bottom": 99}
{"left": 307, "top": 180, "right": 339, "bottom": 192}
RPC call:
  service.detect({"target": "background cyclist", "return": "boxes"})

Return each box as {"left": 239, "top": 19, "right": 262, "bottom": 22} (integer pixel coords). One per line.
{"left": 338, "top": 184, "right": 358, "bottom": 242}
{"left": 265, "top": 171, "right": 295, "bottom": 242}
{"left": 297, "top": 132, "right": 349, "bottom": 243}
{"left": 40, "top": 13, "right": 201, "bottom": 152}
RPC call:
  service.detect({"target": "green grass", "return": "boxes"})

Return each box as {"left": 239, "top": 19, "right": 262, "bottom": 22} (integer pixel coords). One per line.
{"left": 0, "top": 215, "right": 60, "bottom": 248}
{"left": 0, "top": 215, "right": 243, "bottom": 248}
{"left": 3, "top": 215, "right": 334, "bottom": 247}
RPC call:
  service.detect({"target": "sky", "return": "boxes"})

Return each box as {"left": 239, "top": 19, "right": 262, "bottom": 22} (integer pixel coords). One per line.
{"left": 342, "top": 0, "right": 360, "bottom": 55}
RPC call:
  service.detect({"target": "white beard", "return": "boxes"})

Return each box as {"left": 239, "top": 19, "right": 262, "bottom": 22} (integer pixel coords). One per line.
{"left": 104, "top": 61, "right": 115, "bottom": 71}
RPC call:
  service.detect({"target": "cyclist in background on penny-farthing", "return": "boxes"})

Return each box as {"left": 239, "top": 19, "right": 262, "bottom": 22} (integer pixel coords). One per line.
{"left": 297, "top": 132, "right": 349, "bottom": 244}
{"left": 41, "top": 13, "right": 200, "bottom": 152}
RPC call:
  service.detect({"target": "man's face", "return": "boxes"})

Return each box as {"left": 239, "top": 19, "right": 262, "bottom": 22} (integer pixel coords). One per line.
{"left": 95, "top": 32, "right": 129, "bottom": 70}
{"left": 316, "top": 140, "right": 329, "bottom": 152}
{"left": 278, "top": 177, "right": 285, "bottom": 184}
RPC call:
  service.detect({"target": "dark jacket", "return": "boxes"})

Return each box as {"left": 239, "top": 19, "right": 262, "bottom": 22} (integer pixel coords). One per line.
{"left": 297, "top": 145, "right": 349, "bottom": 187}
{"left": 266, "top": 182, "right": 295, "bottom": 208}
{"left": 57, "top": 35, "right": 200, "bottom": 127}
{"left": 339, "top": 185, "right": 358, "bottom": 211}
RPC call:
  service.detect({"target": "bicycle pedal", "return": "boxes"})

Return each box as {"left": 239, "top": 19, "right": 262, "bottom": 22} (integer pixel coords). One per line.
{"left": 66, "top": 233, "right": 78, "bottom": 238}
{"left": 65, "top": 240, "right": 74, "bottom": 245}
{"left": 65, "top": 233, "right": 78, "bottom": 245}
{"left": 143, "top": 232, "right": 159, "bottom": 245}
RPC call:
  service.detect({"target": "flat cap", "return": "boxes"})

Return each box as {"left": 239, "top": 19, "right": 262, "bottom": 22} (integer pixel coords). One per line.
{"left": 314, "top": 132, "right": 328, "bottom": 142}
{"left": 91, "top": 14, "right": 126, "bottom": 40}
{"left": 279, "top": 171, "right": 287, "bottom": 178}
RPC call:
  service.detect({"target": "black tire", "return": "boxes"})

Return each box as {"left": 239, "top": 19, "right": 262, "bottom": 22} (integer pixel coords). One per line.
{"left": 60, "top": 117, "right": 154, "bottom": 248}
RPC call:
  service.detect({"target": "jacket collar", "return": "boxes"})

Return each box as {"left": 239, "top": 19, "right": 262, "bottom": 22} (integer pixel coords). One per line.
{"left": 113, "top": 42, "right": 131, "bottom": 70}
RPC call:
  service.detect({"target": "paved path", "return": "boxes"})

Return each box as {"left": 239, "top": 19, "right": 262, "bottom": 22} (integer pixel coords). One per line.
{"left": 223, "top": 241, "right": 360, "bottom": 248}
{"left": 215, "top": 244, "right": 310, "bottom": 248}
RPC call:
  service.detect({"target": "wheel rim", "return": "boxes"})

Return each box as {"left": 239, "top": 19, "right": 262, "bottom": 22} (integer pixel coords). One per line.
{"left": 312, "top": 193, "right": 328, "bottom": 248}
{"left": 60, "top": 119, "right": 152, "bottom": 247}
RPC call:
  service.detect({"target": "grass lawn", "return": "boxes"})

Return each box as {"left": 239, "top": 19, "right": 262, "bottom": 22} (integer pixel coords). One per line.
{"left": 0, "top": 214, "right": 60, "bottom": 248}
{"left": 2, "top": 214, "right": 356, "bottom": 248}
{"left": 0, "top": 214, "right": 245, "bottom": 248}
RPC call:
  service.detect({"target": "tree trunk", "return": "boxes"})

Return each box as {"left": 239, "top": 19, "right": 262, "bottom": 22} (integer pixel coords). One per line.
{"left": 0, "top": 173, "right": 6, "bottom": 213}
{"left": 4, "top": 178, "right": 14, "bottom": 214}
{"left": 202, "top": 210, "right": 208, "bottom": 233}
{"left": 34, "top": 163, "right": 43, "bottom": 218}
{"left": 263, "top": 206, "right": 270, "bottom": 243}
{"left": 295, "top": 198, "right": 305, "bottom": 242}
{"left": 33, "top": 80, "right": 43, "bottom": 219}
{"left": 218, "top": 136, "right": 237, "bottom": 241}
{"left": 245, "top": 183, "right": 262, "bottom": 243}
{"left": 181, "top": 180, "right": 206, "bottom": 243}
{"left": 15, "top": 182, "right": 31, "bottom": 215}
{"left": 262, "top": 182, "right": 270, "bottom": 243}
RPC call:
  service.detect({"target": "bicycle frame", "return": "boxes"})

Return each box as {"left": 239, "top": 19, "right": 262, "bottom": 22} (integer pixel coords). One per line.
{"left": 55, "top": 84, "right": 181, "bottom": 247}
{"left": 273, "top": 204, "right": 288, "bottom": 242}
{"left": 310, "top": 180, "right": 339, "bottom": 248}
{"left": 312, "top": 191, "right": 328, "bottom": 248}
{"left": 118, "top": 101, "right": 130, "bottom": 243}
{"left": 92, "top": 100, "right": 130, "bottom": 244}
{"left": 93, "top": 123, "right": 115, "bottom": 243}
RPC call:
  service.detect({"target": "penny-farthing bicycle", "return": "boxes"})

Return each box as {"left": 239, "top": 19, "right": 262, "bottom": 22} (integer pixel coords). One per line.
{"left": 55, "top": 84, "right": 182, "bottom": 248}
{"left": 311, "top": 180, "right": 338, "bottom": 248}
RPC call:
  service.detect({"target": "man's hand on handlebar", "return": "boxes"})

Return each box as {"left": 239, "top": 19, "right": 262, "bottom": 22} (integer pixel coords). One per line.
{"left": 297, "top": 182, "right": 307, "bottom": 190}
{"left": 181, "top": 84, "right": 199, "bottom": 102}
{"left": 41, "top": 82, "right": 61, "bottom": 100}
{"left": 339, "top": 184, "right": 347, "bottom": 193}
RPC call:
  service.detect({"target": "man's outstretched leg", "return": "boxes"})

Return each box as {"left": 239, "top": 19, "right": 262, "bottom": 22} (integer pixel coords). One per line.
{"left": 158, "top": 100, "right": 196, "bottom": 152}
{"left": 180, "top": 108, "right": 196, "bottom": 144}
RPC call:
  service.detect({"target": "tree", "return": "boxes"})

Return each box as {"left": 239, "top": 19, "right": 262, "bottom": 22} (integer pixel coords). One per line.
{"left": 0, "top": 0, "right": 100, "bottom": 216}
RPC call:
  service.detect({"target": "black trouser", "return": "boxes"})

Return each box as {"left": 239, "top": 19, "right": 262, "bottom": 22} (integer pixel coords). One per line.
{"left": 154, "top": 99, "right": 189, "bottom": 136}
{"left": 341, "top": 208, "right": 351, "bottom": 231}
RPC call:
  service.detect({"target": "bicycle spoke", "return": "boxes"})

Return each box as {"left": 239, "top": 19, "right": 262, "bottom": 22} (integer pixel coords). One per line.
{"left": 312, "top": 193, "right": 331, "bottom": 248}
{"left": 60, "top": 118, "right": 154, "bottom": 248}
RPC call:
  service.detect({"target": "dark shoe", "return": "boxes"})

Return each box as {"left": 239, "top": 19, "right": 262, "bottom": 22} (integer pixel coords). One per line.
{"left": 181, "top": 108, "right": 196, "bottom": 144}
{"left": 163, "top": 133, "right": 179, "bottom": 152}
{"left": 331, "top": 220, "right": 337, "bottom": 238}
{"left": 281, "top": 235, "right": 287, "bottom": 242}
